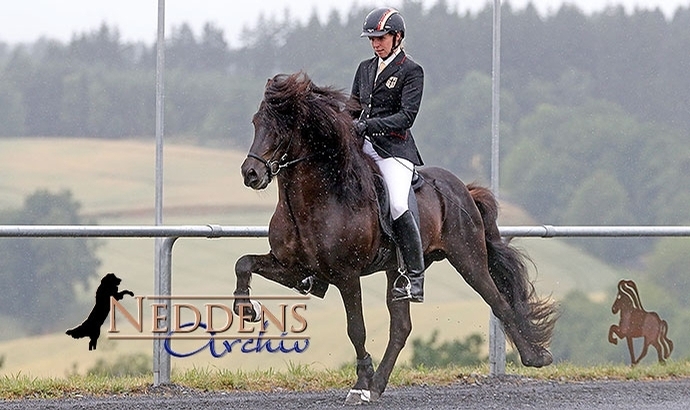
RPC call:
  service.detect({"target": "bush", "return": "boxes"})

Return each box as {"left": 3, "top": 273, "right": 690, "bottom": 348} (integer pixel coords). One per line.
{"left": 411, "top": 330, "right": 487, "bottom": 368}
{"left": 87, "top": 353, "right": 150, "bottom": 377}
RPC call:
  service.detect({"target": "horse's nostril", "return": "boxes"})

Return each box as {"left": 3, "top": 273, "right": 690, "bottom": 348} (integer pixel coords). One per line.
{"left": 243, "top": 167, "right": 260, "bottom": 187}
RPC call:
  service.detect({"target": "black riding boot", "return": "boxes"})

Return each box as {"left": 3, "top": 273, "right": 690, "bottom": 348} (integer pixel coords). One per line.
{"left": 391, "top": 210, "right": 425, "bottom": 303}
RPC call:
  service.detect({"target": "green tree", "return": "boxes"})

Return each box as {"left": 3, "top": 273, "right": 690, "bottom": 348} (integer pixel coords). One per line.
{"left": 416, "top": 70, "right": 517, "bottom": 180}
{"left": 0, "top": 76, "right": 25, "bottom": 136}
{"left": 68, "top": 23, "right": 126, "bottom": 69}
{"left": 0, "top": 190, "right": 101, "bottom": 335}
{"left": 645, "top": 238, "right": 690, "bottom": 307}
{"left": 411, "top": 330, "right": 487, "bottom": 368}
{"left": 561, "top": 170, "right": 643, "bottom": 264}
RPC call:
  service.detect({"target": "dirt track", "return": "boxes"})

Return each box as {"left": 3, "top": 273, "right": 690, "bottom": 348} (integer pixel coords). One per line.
{"left": 2, "top": 377, "right": 690, "bottom": 409}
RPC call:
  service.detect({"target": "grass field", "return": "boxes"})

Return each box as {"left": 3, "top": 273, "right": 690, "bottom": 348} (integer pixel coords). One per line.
{"left": 0, "top": 138, "right": 626, "bottom": 378}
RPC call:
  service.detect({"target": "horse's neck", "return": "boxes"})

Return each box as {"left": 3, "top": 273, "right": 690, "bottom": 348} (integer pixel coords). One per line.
{"left": 275, "top": 166, "right": 376, "bottom": 220}
{"left": 277, "top": 171, "right": 335, "bottom": 209}
{"left": 619, "top": 298, "right": 642, "bottom": 315}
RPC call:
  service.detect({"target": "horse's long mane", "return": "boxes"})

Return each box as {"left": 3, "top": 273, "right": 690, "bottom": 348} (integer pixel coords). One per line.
{"left": 618, "top": 280, "right": 643, "bottom": 310}
{"left": 261, "top": 72, "right": 377, "bottom": 207}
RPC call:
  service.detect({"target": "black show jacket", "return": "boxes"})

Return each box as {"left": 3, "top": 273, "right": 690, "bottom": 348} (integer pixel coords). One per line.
{"left": 351, "top": 51, "right": 424, "bottom": 166}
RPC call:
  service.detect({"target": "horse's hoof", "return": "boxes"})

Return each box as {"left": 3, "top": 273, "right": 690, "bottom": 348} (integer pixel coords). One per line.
{"left": 247, "top": 300, "right": 262, "bottom": 322}
{"left": 345, "top": 389, "right": 371, "bottom": 405}
{"left": 540, "top": 349, "right": 553, "bottom": 366}
{"left": 522, "top": 348, "right": 553, "bottom": 368}
{"left": 233, "top": 299, "right": 263, "bottom": 322}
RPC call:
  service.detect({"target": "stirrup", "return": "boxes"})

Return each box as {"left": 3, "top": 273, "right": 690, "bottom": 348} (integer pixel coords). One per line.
{"left": 294, "top": 276, "right": 328, "bottom": 299}
{"left": 295, "top": 276, "right": 315, "bottom": 295}
{"left": 391, "top": 270, "right": 412, "bottom": 302}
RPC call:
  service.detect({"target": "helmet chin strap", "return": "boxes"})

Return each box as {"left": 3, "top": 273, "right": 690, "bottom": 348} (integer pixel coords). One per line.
{"left": 379, "top": 33, "right": 402, "bottom": 60}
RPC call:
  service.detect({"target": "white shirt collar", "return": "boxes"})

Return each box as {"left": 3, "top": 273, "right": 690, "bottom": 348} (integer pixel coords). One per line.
{"left": 378, "top": 47, "right": 402, "bottom": 70}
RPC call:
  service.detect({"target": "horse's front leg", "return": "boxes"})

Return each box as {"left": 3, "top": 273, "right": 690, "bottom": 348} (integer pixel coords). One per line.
{"left": 233, "top": 252, "right": 299, "bottom": 321}
{"left": 626, "top": 337, "right": 641, "bottom": 365}
{"left": 337, "top": 278, "right": 374, "bottom": 405}
{"left": 633, "top": 338, "right": 653, "bottom": 365}
{"left": 608, "top": 324, "right": 621, "bottom": 344}
{"left": 369, "top": 269, "right": 412, "bottom": 401}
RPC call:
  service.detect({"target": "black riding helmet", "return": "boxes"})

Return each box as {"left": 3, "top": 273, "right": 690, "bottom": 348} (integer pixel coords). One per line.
{"left": 360, "top": 7, "right": 406, "bottom": 39}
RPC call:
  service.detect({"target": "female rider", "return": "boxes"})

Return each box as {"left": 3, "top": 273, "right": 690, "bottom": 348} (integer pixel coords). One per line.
{"left": 351, "top": 7, "right": 425, "bottom": 303}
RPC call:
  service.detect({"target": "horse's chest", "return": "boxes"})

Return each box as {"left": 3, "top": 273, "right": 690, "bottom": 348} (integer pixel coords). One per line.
{"left": 270, "top": 216, "right": 373, "bottom": 271}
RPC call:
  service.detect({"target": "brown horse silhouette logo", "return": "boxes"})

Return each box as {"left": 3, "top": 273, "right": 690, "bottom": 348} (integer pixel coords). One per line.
{"left": 608, "top": 279, "right": 673, "bottom": 365}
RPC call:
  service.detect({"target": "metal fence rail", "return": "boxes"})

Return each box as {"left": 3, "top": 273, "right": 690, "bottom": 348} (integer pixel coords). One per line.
{"left": 2, "top": 224, "right": 690, "bottom": 384}
{"left": 500, "top": 225, "right": 690, "bottom": 238}
{"left": 0, "top": 224, "right": 268, "bottom": 238}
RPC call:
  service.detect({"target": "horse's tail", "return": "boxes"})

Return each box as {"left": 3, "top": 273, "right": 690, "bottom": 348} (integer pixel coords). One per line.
{"left": 658, "top": 319, "right": 674, "bottom": 360}
{"left": 468, "top": 184, "right": 558, "bottom": 349}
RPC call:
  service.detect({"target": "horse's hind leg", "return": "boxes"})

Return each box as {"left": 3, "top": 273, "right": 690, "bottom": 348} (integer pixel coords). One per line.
{"left": 446, "top": 245, "right": 546, "bottom": 367}
{"left": 652, "top": 340, "right": 666, "bottom": 363}
{"left": 369, "top": 269, "right": 413, "bottom": 401}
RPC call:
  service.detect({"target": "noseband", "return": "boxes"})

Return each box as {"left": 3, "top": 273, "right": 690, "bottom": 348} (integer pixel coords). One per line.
{"left": 246, "top": 133, "right": 314, "bottom": 178}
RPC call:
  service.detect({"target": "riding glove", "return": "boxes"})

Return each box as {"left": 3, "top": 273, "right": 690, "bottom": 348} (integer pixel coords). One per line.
{"left": 353, "top": 119, "right": 368, "bottom": 139}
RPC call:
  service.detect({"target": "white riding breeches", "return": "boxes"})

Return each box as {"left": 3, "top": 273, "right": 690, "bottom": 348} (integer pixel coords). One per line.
{"left": 363, "top": 138, "right": 414, "bottom": 220}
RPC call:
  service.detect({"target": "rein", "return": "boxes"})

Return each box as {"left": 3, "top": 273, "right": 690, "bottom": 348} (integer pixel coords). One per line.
{"left": 247, "top": 151, "right": 315, "bottom": 177}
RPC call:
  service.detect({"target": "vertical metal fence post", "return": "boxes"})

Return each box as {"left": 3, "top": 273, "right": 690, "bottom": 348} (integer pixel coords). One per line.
{"left": 153, "top": 0, "right": 167, "bottom": 386}
{"left": 489, "top": 0, "right": 507, "bottom": 376}
{"left": 153, "top": 237, "right": 176, "bottom": 385}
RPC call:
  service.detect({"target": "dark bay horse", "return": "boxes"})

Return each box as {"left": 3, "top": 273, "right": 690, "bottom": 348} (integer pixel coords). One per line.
{"left": 234, "top": 72, "right": 557, "bottom": 403}
{"left": 609, "top": 279, "right": 673, "bottom": 365}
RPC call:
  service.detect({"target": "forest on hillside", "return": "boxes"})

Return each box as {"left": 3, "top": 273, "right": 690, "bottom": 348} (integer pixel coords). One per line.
{"left": 1, "top": 0, "right": 690, "bottom": 265}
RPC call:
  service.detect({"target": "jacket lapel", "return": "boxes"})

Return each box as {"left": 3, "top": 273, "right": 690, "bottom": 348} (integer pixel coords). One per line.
{"left": 374, "top": 51, "right": 406, "bottom": 90}
{"left": 366, "top": 58, "right": 378, "bottom": 89}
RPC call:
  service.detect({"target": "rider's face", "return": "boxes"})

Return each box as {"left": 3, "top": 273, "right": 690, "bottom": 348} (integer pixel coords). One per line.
{"left": 370, "top": 33, "right": 397, "bottom": 58}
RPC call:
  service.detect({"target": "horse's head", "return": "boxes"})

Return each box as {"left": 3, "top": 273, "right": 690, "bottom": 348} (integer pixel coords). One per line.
{"left": 241, "top": 72, "right": 370, "bottom": 197}
{"left": 241, "top": 74, "right": 301, "bottom": 190}
{"left": 612, "top": 279, "right": 642, "bottom": 314}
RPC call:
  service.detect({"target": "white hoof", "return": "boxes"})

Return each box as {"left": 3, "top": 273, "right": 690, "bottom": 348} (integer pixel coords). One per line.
{"left": 248, "top": 299, "right": 262, "bottom": 322}
{"left": 345, "top": 389, "right": 371, "bottom": 405}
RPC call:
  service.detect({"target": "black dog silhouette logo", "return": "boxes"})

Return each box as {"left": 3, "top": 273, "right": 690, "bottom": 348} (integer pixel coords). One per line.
{"left": 66, "top": 272, "right": 134, "bottom": 350}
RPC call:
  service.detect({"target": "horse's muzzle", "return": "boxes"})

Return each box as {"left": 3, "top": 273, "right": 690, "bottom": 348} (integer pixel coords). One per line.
{"left": 241, "top": 157, "right": 271, "bottom": 190}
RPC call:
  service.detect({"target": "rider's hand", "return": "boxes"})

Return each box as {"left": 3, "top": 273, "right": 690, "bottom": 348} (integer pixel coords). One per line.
{"left": 353, "top": 119, "right": 367, "bottom": 139}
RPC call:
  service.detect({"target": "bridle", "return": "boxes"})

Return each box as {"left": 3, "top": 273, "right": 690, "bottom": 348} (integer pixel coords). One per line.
{"left": 246, "top": 130, "right": 314, "bottom": 178}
